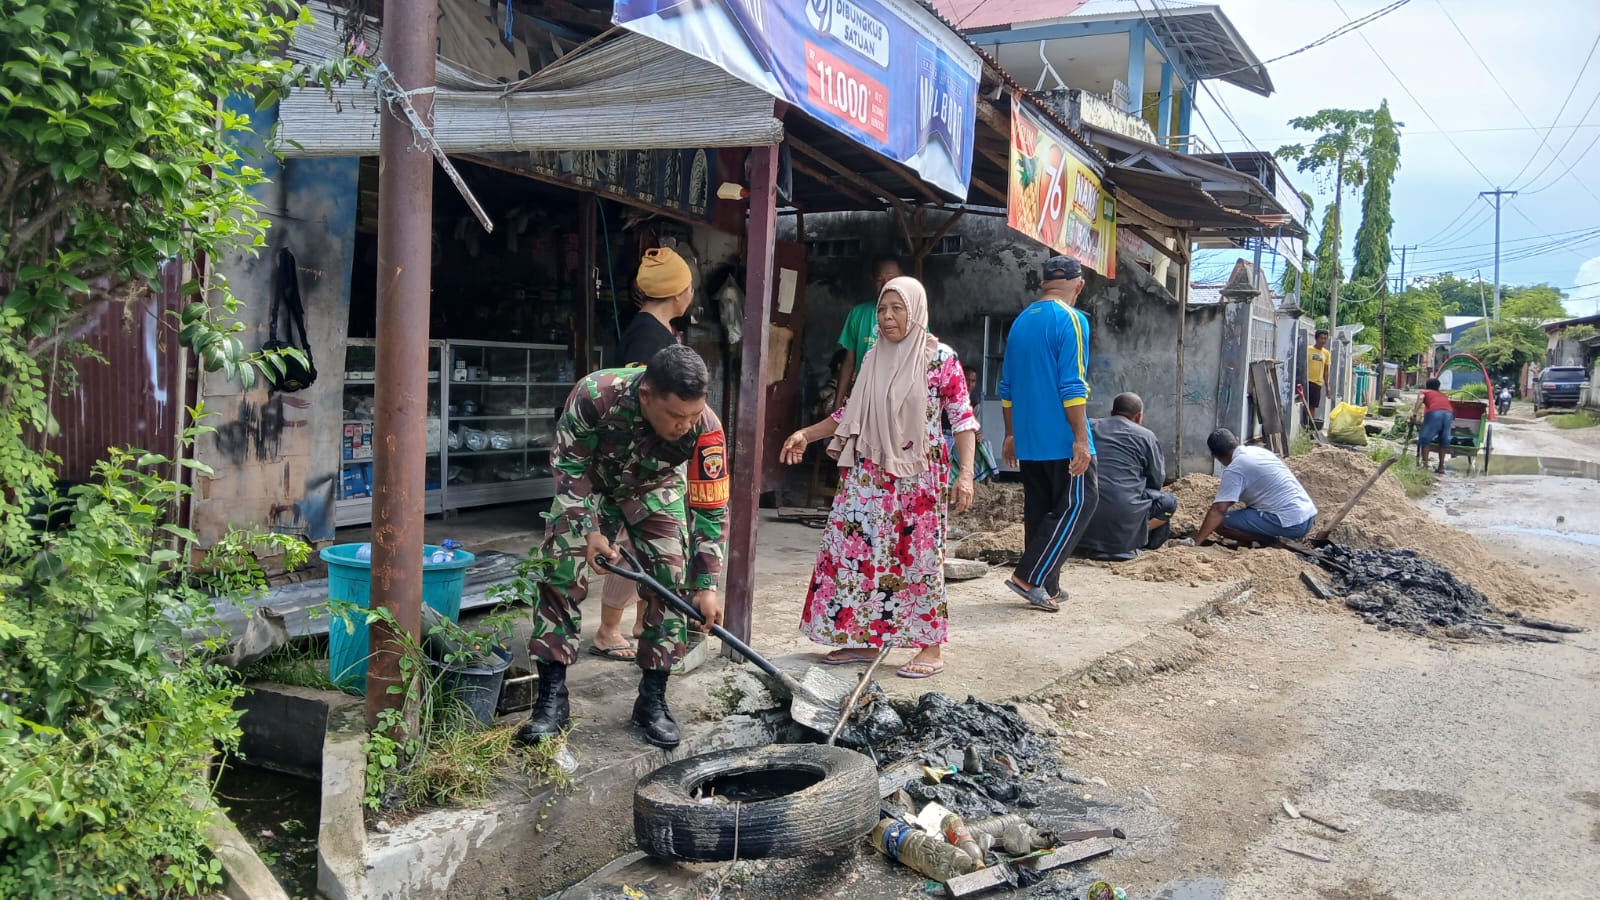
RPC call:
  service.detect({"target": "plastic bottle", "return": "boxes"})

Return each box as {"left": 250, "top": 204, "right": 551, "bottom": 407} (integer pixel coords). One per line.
{"left": 869, "top": 819, "right": 978, "bottom": 882}
{"left": 940, "top": 814, "right": 986, "bottom": 866}
{"left": 967, "top": 813, "right": 1053, "bottom": 854}
{"left": 355, "top": 543, "right": 372, "bottom": 562}
{"left": 429, "top": 539, "right": 462, "bottom": 564}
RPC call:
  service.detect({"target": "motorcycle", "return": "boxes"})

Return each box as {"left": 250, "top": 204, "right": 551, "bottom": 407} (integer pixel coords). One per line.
{"left": 1495, "top": 384, "right": 1513, "bottom": 416}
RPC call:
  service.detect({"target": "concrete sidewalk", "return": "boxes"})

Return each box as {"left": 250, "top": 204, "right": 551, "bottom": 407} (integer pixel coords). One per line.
{"left": 477, "top": 514, "right": 1243, "bottom": 705}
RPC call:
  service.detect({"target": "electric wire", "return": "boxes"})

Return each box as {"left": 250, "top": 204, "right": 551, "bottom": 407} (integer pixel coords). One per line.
{"left": 1329, "top": 0, "right": 1495, "bottom": 187}
{"left": 1433, "top": 1, "right": 1600, "bottom": 201}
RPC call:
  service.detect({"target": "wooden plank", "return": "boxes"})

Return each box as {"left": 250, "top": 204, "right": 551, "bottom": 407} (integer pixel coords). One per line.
{"left": 787, "top": 134, "right": 906, "bottom": 212}
{"left": 944, "top": 838, "right": 1115, "bottom": 897}
{"left": 1113, "top": 189, "right": 1193, "bottom": 230}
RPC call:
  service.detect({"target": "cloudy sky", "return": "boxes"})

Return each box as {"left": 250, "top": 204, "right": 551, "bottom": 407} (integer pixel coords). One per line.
{"left": 1193, "top": 0, "right": 1600, "bottom": 316}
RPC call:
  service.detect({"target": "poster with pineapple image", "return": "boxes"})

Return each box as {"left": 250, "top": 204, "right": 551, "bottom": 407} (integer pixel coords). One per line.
{"left": 1008, "top": 95, "right": 1116, "bottom": 274}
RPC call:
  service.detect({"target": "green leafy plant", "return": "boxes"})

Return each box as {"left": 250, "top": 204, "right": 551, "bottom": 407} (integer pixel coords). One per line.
{"left": 0, "top": 420, "right": 309, "bottom": 897}
{"left": 0, "top": 0, "right": 365, "bottom": 892}
{"left": 328, "top": 589, "right": 571, "bottom": 816}
{"left": 1368, "top": 444, "right": 1436, "bottom": 498}
{"left": 1546, "top": 409, "right": 1598, "bottom": 430}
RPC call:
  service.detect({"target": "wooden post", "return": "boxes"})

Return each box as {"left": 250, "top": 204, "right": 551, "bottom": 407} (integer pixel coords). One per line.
{"left": 723, "top": 144, "right": 779, "bottom": 648}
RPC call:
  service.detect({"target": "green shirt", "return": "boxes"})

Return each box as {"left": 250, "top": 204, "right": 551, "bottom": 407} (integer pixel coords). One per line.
{"left": 837, "top": 302, "right": 879, "bottom": 376}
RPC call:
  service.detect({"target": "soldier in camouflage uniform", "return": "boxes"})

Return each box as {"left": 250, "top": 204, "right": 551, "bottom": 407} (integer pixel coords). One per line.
{"left": 515, "top": 344, "right": 728, "bottom": 749}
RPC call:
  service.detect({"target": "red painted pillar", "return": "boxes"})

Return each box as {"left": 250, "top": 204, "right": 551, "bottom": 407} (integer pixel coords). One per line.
{"left": 723, "top": 144, "right": 779, "bottom": 648}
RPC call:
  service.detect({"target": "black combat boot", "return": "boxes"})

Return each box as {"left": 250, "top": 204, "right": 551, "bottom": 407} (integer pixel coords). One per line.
{"left": 631, "top": 669, "right": 680, "bottom": 748}
{"left": 513, "top": 661, "right": 569, "bottom": 746}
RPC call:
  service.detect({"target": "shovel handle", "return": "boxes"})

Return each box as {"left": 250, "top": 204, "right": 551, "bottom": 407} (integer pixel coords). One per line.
{"left": 596, "top": 548, "right": 784, "bottom": 682}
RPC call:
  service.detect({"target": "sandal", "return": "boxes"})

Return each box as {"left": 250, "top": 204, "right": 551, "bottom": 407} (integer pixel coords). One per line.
{"left": 1006, "top": 579, "right": 1060, "bottom": 612}
{"left": 586, "top": 642, "right": 636, "bottom": 662}
{"left": 822, "top": 649, "right": 876, "bottom": 665}
{"left": 896, "top": 660, "right": 945, "bottom": 679}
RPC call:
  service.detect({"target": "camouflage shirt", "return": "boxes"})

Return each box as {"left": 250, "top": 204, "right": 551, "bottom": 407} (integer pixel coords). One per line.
{"left": 551, "top": 368, "right": 728, "bottom": 592}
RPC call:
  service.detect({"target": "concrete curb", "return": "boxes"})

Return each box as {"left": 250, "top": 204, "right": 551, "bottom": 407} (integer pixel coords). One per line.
{"left": 317, "top": 701, "right": 371, "bottom": 900}
{"left": 1020, "top": 577, "right": 1253, "bottom": 702}
{"left": 204, "top": 801, "right": 290, "bottom": 900}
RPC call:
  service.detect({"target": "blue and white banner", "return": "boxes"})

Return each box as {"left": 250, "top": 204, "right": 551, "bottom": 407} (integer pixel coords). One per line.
{"left": 613, "top": 0, "right": 980, "bottom": 199}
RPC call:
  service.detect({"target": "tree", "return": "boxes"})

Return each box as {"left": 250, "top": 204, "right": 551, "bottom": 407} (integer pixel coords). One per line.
{"left": 1501, "top": 284, "right": 1568, "bottom": 321}
{"left": 1457, "top": 319, "right": 1544, "bottom": 375}
{"left": 0, "top": 1, "right": 356, "bottom": 893}
{"left": 1415, "top": 273, "right": 1491, "bottom": 317}
{"left": 1277, "top": 108, "right": 1384, "bottom": 338}
{"left": 1351, "top": 101, "right": 1402, "bottom": 294}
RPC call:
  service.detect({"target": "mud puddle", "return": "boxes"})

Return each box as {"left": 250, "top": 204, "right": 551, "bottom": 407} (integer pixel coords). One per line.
{"left": 1449, "top": 454, "right": 1600, "bottom": 480}
{"left": 1488, "top": 525, "right": 1600, "bottom": 547}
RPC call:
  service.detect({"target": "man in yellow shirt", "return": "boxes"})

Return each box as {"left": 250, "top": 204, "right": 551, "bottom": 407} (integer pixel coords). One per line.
{"left": 1305, "top": 329, "right": 1331, "bottom": 427}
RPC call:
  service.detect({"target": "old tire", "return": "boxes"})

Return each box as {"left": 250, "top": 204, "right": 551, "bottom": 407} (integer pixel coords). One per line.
{"left": 634, "top": 743, "right": 879, "bottom": 862}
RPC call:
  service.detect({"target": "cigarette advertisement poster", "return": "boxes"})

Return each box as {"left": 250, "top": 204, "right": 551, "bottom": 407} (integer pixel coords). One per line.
{"left": 1008, "top": 96, "right": 1116, "bottom": 274}
{"left": 612, "top": 0, "right": 980, "bottom": 198}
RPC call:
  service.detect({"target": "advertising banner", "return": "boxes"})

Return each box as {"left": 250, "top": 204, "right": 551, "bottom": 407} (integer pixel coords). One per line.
{"left": 612, "top": 0, "right": 980, "bottom": 199}
{"left": 1008, "top": 96, "right": 1116, "bottom": 274}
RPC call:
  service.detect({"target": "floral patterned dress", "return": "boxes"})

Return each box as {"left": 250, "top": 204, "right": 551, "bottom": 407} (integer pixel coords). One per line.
{"left": 801, "top": 344, "right": 977, "bottom": 649}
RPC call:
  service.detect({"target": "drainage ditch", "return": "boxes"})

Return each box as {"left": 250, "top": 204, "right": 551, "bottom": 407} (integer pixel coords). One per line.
{"left": 212, "top": 756, "right": 322, "bottom": 896}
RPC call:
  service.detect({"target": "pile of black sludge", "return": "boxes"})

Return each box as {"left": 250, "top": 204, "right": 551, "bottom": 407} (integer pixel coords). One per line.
{"left": 847, "top": 692, "right": 1060, "bottom": 820}
{"left": 1325, "top": 545, "right": 1496, "bottom": 635}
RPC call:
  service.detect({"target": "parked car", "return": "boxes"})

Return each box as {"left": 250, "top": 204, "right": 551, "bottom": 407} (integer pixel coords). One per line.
{"left": 1533, "top": 366, "right": 1588, "bottom": 411}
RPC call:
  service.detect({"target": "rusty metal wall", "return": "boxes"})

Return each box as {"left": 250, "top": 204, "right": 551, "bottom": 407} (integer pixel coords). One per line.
{"left": 46, "top": 258, "right": 187, "bottom": 485}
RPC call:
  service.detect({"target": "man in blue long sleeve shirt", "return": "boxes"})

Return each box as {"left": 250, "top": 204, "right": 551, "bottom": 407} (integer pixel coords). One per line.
{"left": 998, "top": 256, "right": 1099, "bottom": 612}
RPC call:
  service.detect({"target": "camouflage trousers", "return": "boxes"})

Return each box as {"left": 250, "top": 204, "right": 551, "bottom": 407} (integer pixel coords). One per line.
{"left": 526, "top": 497, "right": 691, "bottom": 672}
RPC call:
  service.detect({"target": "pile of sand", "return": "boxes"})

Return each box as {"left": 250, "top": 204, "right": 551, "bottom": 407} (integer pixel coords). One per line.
{"left": 954, "top": 482, "right": 1024, "bottom": 534}
{"left": 955, "top": 447, "right": 1569, "bottom": 612}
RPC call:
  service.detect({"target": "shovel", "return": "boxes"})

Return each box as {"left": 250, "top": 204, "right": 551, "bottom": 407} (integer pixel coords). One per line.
{"left": 596, "top": 547, "right": 856, "bottom": 734}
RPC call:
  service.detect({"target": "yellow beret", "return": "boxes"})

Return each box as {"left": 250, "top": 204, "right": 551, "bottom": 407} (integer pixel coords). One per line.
{"left": 635, "top": 247, "right": 692, "bottom": 300}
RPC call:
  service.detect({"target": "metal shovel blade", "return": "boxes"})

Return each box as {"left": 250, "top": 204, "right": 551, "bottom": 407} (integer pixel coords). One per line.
{"left": 787, "top": 665, "right": 855, "bottom": 733}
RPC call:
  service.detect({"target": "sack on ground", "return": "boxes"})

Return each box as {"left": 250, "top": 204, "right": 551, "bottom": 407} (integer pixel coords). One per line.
{"left": 1328, "top": 402, "right": 1368, "bottom": 446}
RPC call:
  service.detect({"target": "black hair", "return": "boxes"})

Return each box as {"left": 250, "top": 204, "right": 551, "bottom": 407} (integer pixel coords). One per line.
{"left": 1207, "top": 428, "right": 1239, "bottom": 459}
{"left": 642, "top": 344, "right": 709, "bottom": 400}
{"left": 1111, "top": 392, "right": 1143, "bottom": 417}
{"left": 1426, "top": 377, "right": 1441, "bottom": 390}
{"left": 872, "top": 255, "right": 904, "bottom": 272}
{"left": 1315, "top": 329, "right": 1330, "bottom": 338}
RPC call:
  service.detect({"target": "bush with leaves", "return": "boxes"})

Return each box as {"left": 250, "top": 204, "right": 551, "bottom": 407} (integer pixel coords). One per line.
{"left": 0, "top": 426, "right": 310, "bottom": 896}
{"left": 0, "top": 0, "right": 363, "bottom": 893}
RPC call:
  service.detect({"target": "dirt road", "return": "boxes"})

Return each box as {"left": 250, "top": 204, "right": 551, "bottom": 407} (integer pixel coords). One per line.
{"left": 1071, "top": 459, "right": 1600, "bottom": 897}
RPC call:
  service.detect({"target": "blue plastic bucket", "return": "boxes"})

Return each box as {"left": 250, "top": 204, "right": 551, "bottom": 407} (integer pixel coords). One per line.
{"left": 322, "top": 544, "right": 477, "bottom": 692}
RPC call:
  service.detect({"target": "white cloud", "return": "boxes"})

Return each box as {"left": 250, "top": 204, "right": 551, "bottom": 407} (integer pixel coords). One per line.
{"left": 1569, "top": 256, "right": 1600, "bottom": 317}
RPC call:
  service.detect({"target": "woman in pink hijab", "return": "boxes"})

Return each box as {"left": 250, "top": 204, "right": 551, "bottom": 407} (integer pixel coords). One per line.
{"left": 781, "top": 276, "right": 978, "bottom": 678}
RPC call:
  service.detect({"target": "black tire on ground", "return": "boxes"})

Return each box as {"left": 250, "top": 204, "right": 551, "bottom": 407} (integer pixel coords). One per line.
{"left": 634, "top": 743, "right": 880, "bottom": 862}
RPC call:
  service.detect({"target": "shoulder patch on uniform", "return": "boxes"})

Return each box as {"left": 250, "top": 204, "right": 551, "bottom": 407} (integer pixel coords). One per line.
{"left": 688, "top": 429, "right": 729, "bottom": 509}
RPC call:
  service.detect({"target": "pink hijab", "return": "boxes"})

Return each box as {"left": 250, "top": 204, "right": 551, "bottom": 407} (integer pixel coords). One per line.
{"left": 828, "top": 276, "right": 939, "bottom": 478}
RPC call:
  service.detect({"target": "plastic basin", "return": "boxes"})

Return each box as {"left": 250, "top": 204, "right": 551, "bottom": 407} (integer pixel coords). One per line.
{"left": 322, "top": 543, "right": 477, "bottom": 692}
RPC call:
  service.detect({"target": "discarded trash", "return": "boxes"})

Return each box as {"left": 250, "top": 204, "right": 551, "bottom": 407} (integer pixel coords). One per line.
{"left": 1281, "top": 797, "right": 1348, "bottom": 833}
{"left": 870, "top": 818, "right": 979, "bottom": 882}
{"left": 1275, "top": 843, "right": 1331, "bottom": 862}
{"left": 1087, "top": 881, "right": 1128, "bottom": 900}
{"left": 963, "top": 745, "right": 986, "bottom": 775}
{"left": 942, "top": 814, "right": 986, "bottom": 865}
{"left": 967, "top": 813, "right": 1054, "bottom": 854}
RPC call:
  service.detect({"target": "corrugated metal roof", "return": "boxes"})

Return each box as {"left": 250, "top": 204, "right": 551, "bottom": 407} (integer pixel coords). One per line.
{"left": 1189, "top": 284, "right": 1223, "bottom": 305}
{"left": 934, "top": 0, "right": 1272, "bottom": 97}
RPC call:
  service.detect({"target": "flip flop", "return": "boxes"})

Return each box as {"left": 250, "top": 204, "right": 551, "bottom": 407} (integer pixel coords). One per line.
{"left": 821, "top": 649, "right": 876, "bottom": 665}
{"left": 587, "top": 643, "right": 636, "bottom": 662}
{"left": 896, "top": 660, "right": 944, "bottom": 679}
{"left": 1006, "top": 579, "right": 1060, "bottom": 613}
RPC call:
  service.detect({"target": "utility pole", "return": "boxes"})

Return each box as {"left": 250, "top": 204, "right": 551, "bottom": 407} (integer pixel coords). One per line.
{"left": 1380, "top": 244, "right": 1415, "bottom": 395}
{"left": 368, "top": 0, "right": 437, "bottom": 728}
{"left": 1479, "top": 188, "right": 1516, "bottom": 320}
{"left": 1395, "top": 244, "right": 1415, "bottom": 293}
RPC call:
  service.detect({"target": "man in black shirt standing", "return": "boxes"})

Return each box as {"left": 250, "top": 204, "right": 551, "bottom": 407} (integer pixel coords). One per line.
{"left": 592, "top": 246, "right": 697, "bottom": 661}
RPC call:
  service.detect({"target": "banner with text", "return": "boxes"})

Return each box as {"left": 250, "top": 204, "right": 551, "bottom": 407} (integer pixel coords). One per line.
{"left": 612, "top": 0, "right": 980, "bottom": 199}
{"left": 1007, "top": 96, "right": 1116, "bottom": 274}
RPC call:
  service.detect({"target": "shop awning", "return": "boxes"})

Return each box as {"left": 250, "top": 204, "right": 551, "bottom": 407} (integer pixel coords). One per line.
{"left": 275, "top": 29, "right": 784, "bottom": 156}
